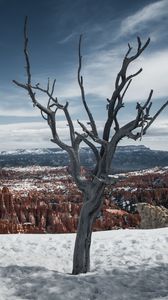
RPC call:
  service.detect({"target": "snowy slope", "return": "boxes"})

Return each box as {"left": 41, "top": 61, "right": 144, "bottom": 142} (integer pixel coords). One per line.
{"left": 1, "top": 145, "right": 168, "bottom": 170}
{"left": 0, "top": 145, "right": 149, "bottom": 156}
{"left": 0, "top": 229, "right": 168, "bottom": 300}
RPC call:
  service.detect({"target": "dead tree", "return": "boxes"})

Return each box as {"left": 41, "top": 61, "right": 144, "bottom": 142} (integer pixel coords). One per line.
{"left": 13, "top": 17, "right": 168, "bottom": 275}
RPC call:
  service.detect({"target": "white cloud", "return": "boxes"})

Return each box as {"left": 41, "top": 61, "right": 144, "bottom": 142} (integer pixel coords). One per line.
{"left": 0, "top": 114, "right": 167, "bottom": 151}
{"left": 58, "top": 32, "right": 77, "bottom": 44}
{"left": 0, "top": 87, "right": 81, "bottom": 118}
{"left": 80, "top": 47, "right": 168, "bottom": 103}
{"left": 0, "top": 120, "right": 104, "bottom": 150}
{"left": 0, "top": 122, "right": 50, "bottom": 150}
{"left": 30, "top": 45, "right": 168, "bottom": 118}
{"left": 123, "top": 49, "right": 168, "bottom": 101}
{"left": 0, "top": 108, "right": 39, "bottom": 117}
{"left": 120, "top": 0, "right": 168, "bottom": 36}
{"left": 0, "top": 104, "right": 80, "bottom": 118}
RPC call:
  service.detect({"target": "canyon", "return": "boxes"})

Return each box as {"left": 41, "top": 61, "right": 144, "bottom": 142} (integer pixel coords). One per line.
{"left": 0, "top": 165, "right": 168, "bottom": 233}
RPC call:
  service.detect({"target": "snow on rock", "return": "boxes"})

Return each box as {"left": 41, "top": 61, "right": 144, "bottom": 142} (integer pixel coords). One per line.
{"left": 0, "top": 228, "right": 168, "bottom": 300}
{"left": 0, "top": 148, "right": 66, "bottom": 156}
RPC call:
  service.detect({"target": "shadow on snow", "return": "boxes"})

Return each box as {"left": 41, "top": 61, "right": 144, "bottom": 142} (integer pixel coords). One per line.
{"left": 0, "top": 264, "right": 168, "bottom": 300}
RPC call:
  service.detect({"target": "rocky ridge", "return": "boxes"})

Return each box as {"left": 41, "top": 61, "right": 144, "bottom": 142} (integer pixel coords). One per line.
{"left": 1, "top": 145, "right": 168, "bottom": 171}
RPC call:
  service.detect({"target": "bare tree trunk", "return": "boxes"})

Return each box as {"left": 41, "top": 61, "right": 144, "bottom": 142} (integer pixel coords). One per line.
{"left": 14, "top": 20, "right": 168, "bottom": 275}
{"left": 72, "top": 183, "right": 105, "bottom": 275}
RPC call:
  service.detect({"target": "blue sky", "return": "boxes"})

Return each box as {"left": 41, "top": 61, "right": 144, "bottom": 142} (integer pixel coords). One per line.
{"left": 0, "top": 0, "right": 168, "bottom": 150}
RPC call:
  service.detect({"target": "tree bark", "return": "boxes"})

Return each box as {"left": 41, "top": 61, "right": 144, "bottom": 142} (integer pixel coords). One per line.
{"left": 72, "top": 183, "right": 105, "bottom": 275}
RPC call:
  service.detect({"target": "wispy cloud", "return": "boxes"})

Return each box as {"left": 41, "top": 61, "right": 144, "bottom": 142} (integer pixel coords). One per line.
{"left": 0, "top": 85, "right": 81, "bottom": 119}
{"left": 0, "top": 122, "right": 50, "bottom": 150}
{"left": 82, "top": 45, "right": 168, "bottom": 102}
{"left": 31, "top": 42, "right": 168, "bottom": 122}
{"left": 0, "top": 112, "right": 167, "bottom": 151}
{"left": 123, "top": 49, "right": 168, "bottom": 101}
{"left": 120, "top": 0, "right": 168, "bottom": 36}
{"left": 58, "top": 32, "right": 77, "bottom": 44}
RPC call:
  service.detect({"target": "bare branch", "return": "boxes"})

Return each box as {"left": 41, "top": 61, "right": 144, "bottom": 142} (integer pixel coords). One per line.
{"left": 137, "top": 36, "right": 141, "bottom": 52}
{"left": 142, "top": 89, "right": 153, "bottom": 110}
{"left": 78, "top": 35, "right": 98, "bottom": 137}
{"left": 143, "top": 100, "right": 168, "bottom": 134}
{"left": 112, "top": 94, "right": 168, "bottom": 145}
{"left": 121, "top": 79, "right": 132, "bottom": 100}
{"left": 24, "top": 16, "right": 31, "bottom": 85}
{"left": 13, "top": 79, "right": 51, "bottom": 115}
{"left": 74, "top": 131, "right": 100, "bottom": 164}
{"left": 77, "top": 120, "right": 106, "bottom": 145}
{"left": 41, "top": 110, "right": 48, "bottom": 121}
{"left": 63, "top": 102, "right": 76, "bottom": 146}
{"left": 13, "top": 17, "right": 91, "bottom": 193}
{"left": 129, "top": 37, "right": 150, "bottom": 61}
{"left": 125, "top": 43, "right": 132, "bottom": 58}
{"left": 51, "top": 79, "right": 56, "bottom": 97}
{"left": 100, "top": 37, "right": 151, "bottom": 157}
{"left": 127, "top": 68, "right": 143, "bottom": 81}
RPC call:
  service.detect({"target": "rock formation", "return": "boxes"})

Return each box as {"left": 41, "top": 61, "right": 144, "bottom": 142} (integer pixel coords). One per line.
{"left": 0, "top": 186, "right": 140, "bottom": 233}
{"left": 0, "top": 166, "right": 168, "bottom": 233}
{"left": 137, "top": 203, "right": 168, "bottom": 229}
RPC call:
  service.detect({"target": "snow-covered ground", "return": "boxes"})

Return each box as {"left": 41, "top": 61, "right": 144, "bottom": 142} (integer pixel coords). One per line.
{"left": 0, "top": 228, "right": 168, "bottom": 300}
